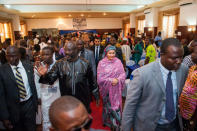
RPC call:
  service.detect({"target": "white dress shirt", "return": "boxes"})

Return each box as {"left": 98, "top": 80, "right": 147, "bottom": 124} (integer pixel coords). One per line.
{"left": 95, "top": 45, "right": 100, "bottom": 59}
{"left": 10, "top": 60, "right": 32, "bottom": 102}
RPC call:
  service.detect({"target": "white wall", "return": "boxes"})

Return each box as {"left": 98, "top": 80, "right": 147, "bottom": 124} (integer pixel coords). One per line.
{"left": 26, "top": 18, "right": 122, "bottom": 31}
{"left": 145, "top": 8, "right": 158, "bottom": 27}
{"left": 129, "top": 14, "right": 136, "bottom": 28}
{"left": 179, "top": 2, "right": 197, "bottom": 26}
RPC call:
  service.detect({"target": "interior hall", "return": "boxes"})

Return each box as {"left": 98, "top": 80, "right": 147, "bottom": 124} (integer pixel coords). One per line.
{"left": 0, "top": 0, "right": 197, "bottom": 131}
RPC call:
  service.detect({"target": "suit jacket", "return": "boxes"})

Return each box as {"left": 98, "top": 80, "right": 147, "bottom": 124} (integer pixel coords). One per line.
{"left": 0, "top": 62, "right": 38, "bottom": 123}
{"left": 0, "top": 50, "right": 7, "bottom": 65}
{"left": 80, "top": 48, "right": 96, "bottom": 77}
{"left": 122, "top": 60, "right": 188, "bottom": 131}
{"left": 90, "top": 45, "right": 105, "bottom": 66}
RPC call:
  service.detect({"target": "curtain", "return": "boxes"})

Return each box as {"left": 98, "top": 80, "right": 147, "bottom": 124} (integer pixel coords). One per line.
{"left": 162, "top": 15, "right": 176, "bottom": 38}
{"left": 138, "top": 20, "right": 145, "bottom": 35}
{"left": 20, "top": 24, "right": 27, "bottom": 38}
{"left": 124, "top": 23, "right": 130, "bottom": 37}
{"left": 0, "top": 22, "right": 13, "bottom": 43}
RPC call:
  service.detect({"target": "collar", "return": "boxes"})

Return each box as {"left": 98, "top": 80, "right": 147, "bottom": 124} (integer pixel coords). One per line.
{"left": 10, "top": 60, "right": 23, "bottom": 70}
{"left": 159, "top": 59, "right": 176, "bottom": 75}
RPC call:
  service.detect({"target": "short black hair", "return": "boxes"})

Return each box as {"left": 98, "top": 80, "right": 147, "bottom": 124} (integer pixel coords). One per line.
{"left": 34, "top": 44, "right": 41, "bottom": 52}
{"left": 160, "top": 38, "right": 181, "bottom": 54}
{"left": 42, "top": 46, "right": 54, "bottom": 54}
{"left": 49, "top": 96, "right": 83, "bottom": 129}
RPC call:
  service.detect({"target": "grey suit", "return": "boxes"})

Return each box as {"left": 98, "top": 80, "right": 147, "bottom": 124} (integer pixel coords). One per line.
{"left": 80, "top": 48, "right": 96, "bottom": 77}
{"left": 122, "top": 60, "right": 188, "bottom": 131}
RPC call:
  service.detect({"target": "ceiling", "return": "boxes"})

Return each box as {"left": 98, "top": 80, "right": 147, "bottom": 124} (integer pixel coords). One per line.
{"left": 0, "top": 0, "right": 179, "bottom": 19}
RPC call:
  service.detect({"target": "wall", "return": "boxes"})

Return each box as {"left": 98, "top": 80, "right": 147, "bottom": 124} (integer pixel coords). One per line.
{"left": 179, "top": 2, "right": 197, "bottom": 26}
{"left": 26, "top": 18, "right": 122, "bottom": 31}
{"left": 176, "top": 0, "right": 197, "bottom": 41}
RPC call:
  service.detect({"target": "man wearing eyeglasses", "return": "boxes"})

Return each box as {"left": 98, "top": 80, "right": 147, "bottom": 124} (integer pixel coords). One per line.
{"left": 49, "top": 96, "right": 93, "bottom": 131}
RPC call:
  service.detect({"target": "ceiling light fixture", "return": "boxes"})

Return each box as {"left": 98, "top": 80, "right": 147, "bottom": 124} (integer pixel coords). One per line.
{"left": 4, "top": 4, "right": 11, "bottom": 8}
{"left": 103, "top": 12, "right": 107, "bottom": 16}
{"left": 81, "top": 14, "right": 84, "bottom": 17}
{"left": 137, "top": 5, "right": 145, "bottom": 9}
{"left": 32, "top": 15, "right": 36, "bottom": 18}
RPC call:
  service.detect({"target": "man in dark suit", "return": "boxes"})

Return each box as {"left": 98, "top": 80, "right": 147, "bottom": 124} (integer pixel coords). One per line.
{"left": 0, "top": 40, "right": 11, "bottom": 65}
{"left": 76, "top": 39, "right": 97, "bottom": 78}
{"left": 90, "top": 38, "right": 105, "bottom": 67}
{"left": 0, "top": 46, "right": 38, "bottom": 131}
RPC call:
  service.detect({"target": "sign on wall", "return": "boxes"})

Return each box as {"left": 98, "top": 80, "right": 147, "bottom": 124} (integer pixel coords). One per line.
{"left": 73, "top": 18, "right": 87, "bottom": 30}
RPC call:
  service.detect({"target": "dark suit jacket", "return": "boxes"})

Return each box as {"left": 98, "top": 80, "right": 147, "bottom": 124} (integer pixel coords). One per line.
{"left": 0, "top": 62, "right": 38, "bottom": 123}
{"left": 80, "top": 48, "right": 96, "bottom": 77}
{"left": 90, "top": 45, "right": 105, "bottom": 66}
{"left": 0, "top": 50, "right": 7, "bottom": 65}
{"left": 55, "top": 52, "right": 64, "bottom": 60}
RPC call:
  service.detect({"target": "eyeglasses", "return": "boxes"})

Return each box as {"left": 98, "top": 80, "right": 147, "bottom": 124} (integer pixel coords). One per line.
{"left": 95, "top": 41, "right": 100, "bottom": 42}
{"left": 71, "top": 115, "right": 93, "bottom": 131}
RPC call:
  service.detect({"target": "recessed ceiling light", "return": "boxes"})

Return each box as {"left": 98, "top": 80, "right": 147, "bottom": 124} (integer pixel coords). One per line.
{"left": 32, "top": 15, "right": 36, "bottom": 18}
{"left": 103, "top": 12, "right": 107, "bottom": 16}
{"left": 81, "top": 14, "right": 84, "bottom": 17}
{"left": 4, "top": 5, "right": 11, "bottom": 8}
{"left": 68, "top": 14, "right": 72, "bottom": 17}
{"left": 137, "top": 5, "right": 145, "bottom": 9}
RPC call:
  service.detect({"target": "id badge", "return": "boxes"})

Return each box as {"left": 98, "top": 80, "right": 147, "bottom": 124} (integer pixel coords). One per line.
{"left": 48, "top": 86, "right": 57, "bottom": 93}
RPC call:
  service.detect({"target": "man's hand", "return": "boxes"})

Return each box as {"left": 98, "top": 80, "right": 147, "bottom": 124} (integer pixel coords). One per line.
{"left": 112, "top": 78, "right": 118, "bottom": 86}
{"left": 2, "top": 120, "right": 13, "bottom": 130}
{"left": 35, "top": 63, "right": 48, "bottom": 76}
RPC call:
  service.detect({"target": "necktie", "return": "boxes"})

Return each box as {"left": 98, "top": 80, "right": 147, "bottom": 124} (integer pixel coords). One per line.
{"left": 15, "top": 67, "right": 27, "bottom": 99}
{"left": 165, "top": 71, "right": 175, "bottom": 122}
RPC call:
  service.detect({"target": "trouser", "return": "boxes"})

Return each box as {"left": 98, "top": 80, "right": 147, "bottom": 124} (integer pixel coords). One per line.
{"left": 155, "top": 118, "right": 180, "bottom": 131}
{"left": 13, "top": 98, "right": 36, "bottom": 131}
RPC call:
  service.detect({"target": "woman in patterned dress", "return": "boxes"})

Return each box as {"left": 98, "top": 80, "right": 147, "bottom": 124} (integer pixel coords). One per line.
{"left": 97, "top": 45, "right": 125, "bottom": 131}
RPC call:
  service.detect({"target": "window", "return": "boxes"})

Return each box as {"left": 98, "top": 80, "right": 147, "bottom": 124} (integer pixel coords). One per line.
{"left": 162, "top": 15, "right": 176, "bottom": 38}
{"left": 124, "top": 23, "right": 130, "bottom": 37}
{"left": 138, "top": 20, "right": 145, "bottom": 35}
{"left": 20, "top": 24, "right": 27, "bottom": 38}
{"left": 0, "top": 22, "right": 13, "bottom": 43}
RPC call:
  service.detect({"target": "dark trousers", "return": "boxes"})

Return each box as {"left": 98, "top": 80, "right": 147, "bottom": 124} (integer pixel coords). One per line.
{"left": 12, "top": 98, "right": 36, "bottom": 131}
{"left": 155, "top": 118, "right": 180, "bottom": 131}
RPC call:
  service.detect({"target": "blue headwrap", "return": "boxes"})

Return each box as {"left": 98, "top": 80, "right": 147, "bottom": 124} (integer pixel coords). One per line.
{"left": 104, "top": 45, "right": 116, "bottom": 56}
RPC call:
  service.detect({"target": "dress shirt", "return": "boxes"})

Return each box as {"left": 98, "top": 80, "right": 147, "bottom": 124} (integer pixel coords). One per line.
{"left": 158, "top": 60, "right": 177, "bottom": 124}
{"left": 95, "top": 45, "right": 100, "bottom": 58}
{"left": 10, "top": 60, "right": 32, "bottom": 102}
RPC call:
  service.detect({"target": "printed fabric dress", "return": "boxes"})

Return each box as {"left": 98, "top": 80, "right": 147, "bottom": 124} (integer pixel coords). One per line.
{"left": 97, "top": 57, "right": 125, "bottom": 130}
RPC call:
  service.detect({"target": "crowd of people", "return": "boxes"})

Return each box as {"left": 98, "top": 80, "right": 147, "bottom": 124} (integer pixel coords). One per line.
{"left": 0, "top": 31, "right": 197, "bottom": 131}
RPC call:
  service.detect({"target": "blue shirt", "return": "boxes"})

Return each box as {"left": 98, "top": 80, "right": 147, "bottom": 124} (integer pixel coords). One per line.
{"left": 155, "top": 36, "right": 162, "bottom": 47}
{"left": 158, "top": 60, "right": 178, "bottom": 124}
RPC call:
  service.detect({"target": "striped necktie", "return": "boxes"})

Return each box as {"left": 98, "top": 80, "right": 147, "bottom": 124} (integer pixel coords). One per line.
{"left": 15, "top": 67, "right": 27, "bottom": 99}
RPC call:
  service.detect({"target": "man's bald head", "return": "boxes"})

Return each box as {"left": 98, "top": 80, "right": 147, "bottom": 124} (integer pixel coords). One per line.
{"left": 64, "top": 41, "right": 78, "bottom": 62}
{"left": 6, "top": 46, "right": 19, "bottom": 55}
{"left": 49, "top": 96, "right": 88, "bottom": 130}
{"left": 6, "top": 46, "right": 20, "bottom": 66}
